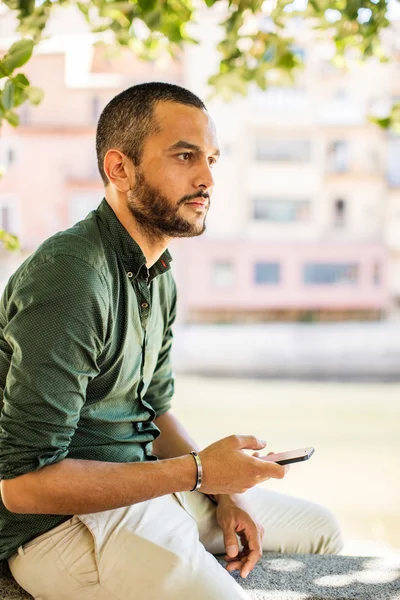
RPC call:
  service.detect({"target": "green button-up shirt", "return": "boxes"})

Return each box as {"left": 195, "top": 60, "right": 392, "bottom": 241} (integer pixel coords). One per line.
{"left": 0, "top": 198, "right": 176, "bottom": 560}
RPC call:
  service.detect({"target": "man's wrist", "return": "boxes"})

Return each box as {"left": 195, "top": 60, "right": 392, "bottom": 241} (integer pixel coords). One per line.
{"left": 206, "top": 493, "right": 219, "bottom": 505}
{"left": 201, "top": 493, "right": 236, "bottom": 506}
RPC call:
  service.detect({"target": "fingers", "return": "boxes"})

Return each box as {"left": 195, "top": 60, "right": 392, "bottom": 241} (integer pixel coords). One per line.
{"left": 251, "top": 450, "right": 290, "bottom": 479}
{"left": 240, "top": 527, "right": 262, "bottom": 578}
{"left": 225, "top": 548, "right": 247, "bottom": 575}
{"left": 252, "top": 450, "right": 278, "bottom": 459}
{"left": 234, "top": 435, "right": 267, "bottom": 451}
{"left": 223, "top": 528, "right": 239, "bottom": 559}
{"left": 225, "top": 525, "right": 262, "bottom": 579}
{"left": 261, "top": 460, "right": 289, "bottom": 479}
{"left": 226, "top": 558, "right": 246, "bottom": 573}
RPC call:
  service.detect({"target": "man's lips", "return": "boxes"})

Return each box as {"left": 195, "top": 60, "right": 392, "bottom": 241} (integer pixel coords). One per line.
{"left": 186, "top": 199, "right": 208, "bottom": 207}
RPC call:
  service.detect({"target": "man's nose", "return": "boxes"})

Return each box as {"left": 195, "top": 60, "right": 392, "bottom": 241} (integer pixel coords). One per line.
{"left": 194, "top": 158, "right": 215, "bottom": 191}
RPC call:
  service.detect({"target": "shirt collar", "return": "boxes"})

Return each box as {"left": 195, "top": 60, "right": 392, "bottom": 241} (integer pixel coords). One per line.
{"left": 95, "top": 198, "right": 173, "bottom": 280}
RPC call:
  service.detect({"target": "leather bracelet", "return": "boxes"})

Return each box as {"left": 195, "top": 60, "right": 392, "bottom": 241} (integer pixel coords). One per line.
{"left": 189, "top": 450, "right": 203, "bottom": 492}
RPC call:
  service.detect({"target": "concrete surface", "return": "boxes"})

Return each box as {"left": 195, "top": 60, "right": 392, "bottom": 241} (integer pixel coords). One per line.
{"left": 1, "top": 553, "right": 399, "bottom": 599}
{"left": 172, "top": 323, "right": 400, "bottom": 380}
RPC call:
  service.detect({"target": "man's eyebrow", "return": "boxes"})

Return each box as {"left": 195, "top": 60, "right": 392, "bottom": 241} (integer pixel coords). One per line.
{"left": 166, "top": 140, "right": 220, "bottom": 157}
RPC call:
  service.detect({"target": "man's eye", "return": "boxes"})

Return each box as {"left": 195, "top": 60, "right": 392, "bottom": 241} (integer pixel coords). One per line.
{"left": 178, "top": 153, "right": 192, "bottom": 161}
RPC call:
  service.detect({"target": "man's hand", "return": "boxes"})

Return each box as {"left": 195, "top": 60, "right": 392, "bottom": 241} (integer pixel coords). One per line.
{"left": 214, "top": 449, "right": 289, "bottom": 578}
{"left": 198, "top": 435, "right": 289, "bottom": 495}
{"left": 215, "top": 493, "right": 264, "bottom": 579}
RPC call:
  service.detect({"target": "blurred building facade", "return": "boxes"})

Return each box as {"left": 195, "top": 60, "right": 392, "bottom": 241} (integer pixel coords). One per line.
{"left": 0, "top": 6, "right": 399, "bottom": 322}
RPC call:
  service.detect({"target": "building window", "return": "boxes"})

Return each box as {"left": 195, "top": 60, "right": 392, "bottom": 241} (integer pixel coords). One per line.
{"left": 333, "top": 198, "right": 346, "bottom": 228}
{"left": 304, "top": 263, "right": 358, "bottom": 285}
{"left": 255, "top": 139, "right": 311, "bottom": 162}
{"left": 333, "top": 88, "right": 348, "bottom": 101}
{"left": 255, "top": 262, "right": 280, "bottom": 284}
{"left": 373, "top": 262, "right": 381, "bottom": 286}
{"left": 0, "top": 206, "right": 10, "bottom": 231}
{"left": 327, "top": 140, "right": 349, "bottom": 172}
{"left": 7, "top": 149, "right": 15, "bottom": 166}
{"left": 366, "top": 149, "right": 380, "bottom": 172}
{"left": 0, "top": 196, "right": 18, "bottom": 235}
{"left": 0, "top": 143, "right": 16, "bottom": 168}
{"left": 388, "top": 137, "right": 400, "bottom": 187}
{"left": 19, "top": 104, "right": 31, "bottom": 125}
{"left": 253, "top": 198, "right": 310, "bottom": 222}
{"left": 212, "top": 261, "right": 234, "bottom": 288}
{"left": 91, "top": 97, "right": 102, "bottom": 122}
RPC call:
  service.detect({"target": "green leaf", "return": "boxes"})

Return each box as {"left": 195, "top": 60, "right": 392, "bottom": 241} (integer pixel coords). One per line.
{"left": 2, "top": 39, "right": 34, "bottom": 73}
{"left": 19, "top": 0, "right": 35, "bottom": 16}
{"left": 13, "top": 73, "right": 30, "bottom": 88}
{"left": 26, "top": 86, "right": 44, "bottom": 105}
{"left": 5, "top": 111, "right": 20, "bottom": 127}
{"left": 11, "top": 84, "right": 28, "bottom": 108}
{"left": 0, "top": 229, "right": 20, "bottom": 251}
{"left": 19, "top": 0, "right": 35, "bottom": 17}
{"left": 0, "top": 61, "right": 11, "bottom": 78}
{"left": 92, "top": 24, "right": 112, "bottom": 33}
{"left": 2, "top": 80, "right": 15, "bottom": 110}
{"left": 137, "top": 0, "right": 157, "bottom": 11}
{"left": 141, "top": 10, "right": 162, "bottom": 29}
{"left": 276, "top": 51, "right": 297, "bottom": 70}
{"left": 367, "top": 115, "right": 391, "bottom": 129}
{"left": 77, "top": 1, "right": 89, "bottom": 16}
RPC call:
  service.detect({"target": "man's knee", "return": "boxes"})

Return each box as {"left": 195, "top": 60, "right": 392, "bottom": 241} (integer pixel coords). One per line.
{"left": 312, "top": 505, "right": 344, "bottom": 555}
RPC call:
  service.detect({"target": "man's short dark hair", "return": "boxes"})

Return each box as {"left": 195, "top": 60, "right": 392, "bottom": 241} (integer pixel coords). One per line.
{"left": 96, "top": 81, "right": 207, "bottom": 186}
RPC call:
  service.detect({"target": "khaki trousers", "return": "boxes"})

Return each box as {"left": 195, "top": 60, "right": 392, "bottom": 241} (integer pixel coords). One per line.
{"left": 8, "top": 487, "right": 343, "bottom": 600}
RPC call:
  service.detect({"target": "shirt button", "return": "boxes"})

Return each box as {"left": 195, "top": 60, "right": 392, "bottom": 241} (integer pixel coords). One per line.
{"left": 141, "top": 302, "right": 149, "bottom": 309}
{"left": 127, "top": 272, "right": 133, "bottom": 278}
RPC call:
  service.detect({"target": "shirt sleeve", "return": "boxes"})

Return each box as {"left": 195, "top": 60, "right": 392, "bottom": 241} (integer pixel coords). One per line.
{"left": 143, "top": 278, "right": 177, "bottom": 418}
{"left": 0, "top": 256, "right": 108, "bottom": 480}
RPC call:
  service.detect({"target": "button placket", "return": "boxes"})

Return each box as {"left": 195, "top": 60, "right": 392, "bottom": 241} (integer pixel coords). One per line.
{"left": 137, "top": 278, "right": 151, "bottom": 330}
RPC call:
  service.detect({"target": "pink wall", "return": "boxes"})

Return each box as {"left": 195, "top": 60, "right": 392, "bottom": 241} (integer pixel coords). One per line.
{"left": 175, "top": 239, "right": 389, "bottom": 310}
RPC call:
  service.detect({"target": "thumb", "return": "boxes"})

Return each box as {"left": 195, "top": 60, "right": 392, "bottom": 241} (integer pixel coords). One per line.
{"left": 237, "top": 435, "right": 267, "bottom": 450}
{"left": 224, "top": 530, "right": 239, "bottom": 558}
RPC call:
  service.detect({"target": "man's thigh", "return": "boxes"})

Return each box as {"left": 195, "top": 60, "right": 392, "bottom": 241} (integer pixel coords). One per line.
{"left": 8, "top": 494, "right": 249, "bottom": 600}
{"left": 179, "top": 487, "right": 343, "bottom": 556}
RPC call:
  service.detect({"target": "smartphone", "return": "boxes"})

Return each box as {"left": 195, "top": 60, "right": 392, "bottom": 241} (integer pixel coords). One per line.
{"left": 259, "top": 446, "right": 315, "bottom": 466}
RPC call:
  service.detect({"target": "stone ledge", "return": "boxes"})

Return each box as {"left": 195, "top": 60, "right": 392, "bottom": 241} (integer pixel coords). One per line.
{"left": 1, "top": 553, "right": 399, "bottom": 599}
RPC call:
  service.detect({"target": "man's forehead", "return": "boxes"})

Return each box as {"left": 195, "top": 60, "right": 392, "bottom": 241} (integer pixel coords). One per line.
{"left": 153, "top": 101, "right": 218, "bottom": 149}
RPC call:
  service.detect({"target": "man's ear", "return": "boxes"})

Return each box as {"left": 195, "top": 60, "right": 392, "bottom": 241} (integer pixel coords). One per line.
{"left": 103, "top": 149, "right": 134, "bottom": 192}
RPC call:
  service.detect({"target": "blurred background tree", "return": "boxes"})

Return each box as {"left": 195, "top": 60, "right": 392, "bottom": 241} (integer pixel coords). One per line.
{"left": 0, "top": 0, "right": 399, "bottom": 248}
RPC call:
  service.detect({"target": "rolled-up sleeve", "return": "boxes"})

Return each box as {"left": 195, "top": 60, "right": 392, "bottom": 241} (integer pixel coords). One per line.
{"left": 143, "top": 280, "right": 177, "bottom": 418}
{"left": 0, "top": 256, "right": 107, "bottom": 480}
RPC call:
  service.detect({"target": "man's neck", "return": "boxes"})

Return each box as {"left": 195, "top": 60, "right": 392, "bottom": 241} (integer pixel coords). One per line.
{"left": 105, "top": 196, "right": 170, "bottom": 269}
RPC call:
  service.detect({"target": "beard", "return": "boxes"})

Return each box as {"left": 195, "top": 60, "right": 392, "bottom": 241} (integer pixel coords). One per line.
{"left": 126, "top": 167, "right": 209, "bottom": 243}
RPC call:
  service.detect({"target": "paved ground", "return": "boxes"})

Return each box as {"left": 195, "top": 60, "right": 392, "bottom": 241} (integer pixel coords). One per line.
{"left": 172, "top": 323, "right": 400, "bottom": 380}
{"left": 171, "top": 375, "right": 400, "bottom": 557}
